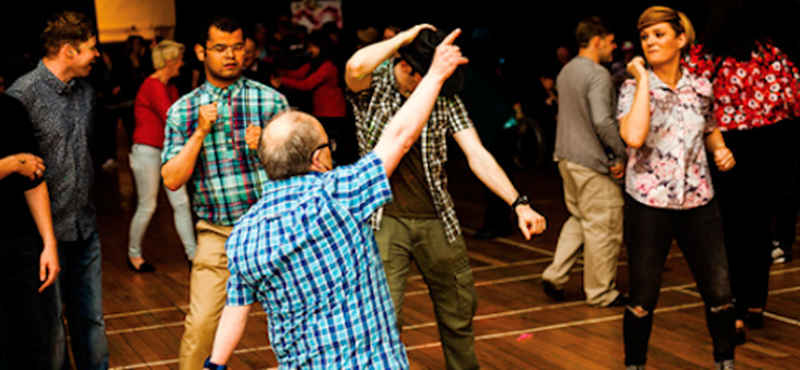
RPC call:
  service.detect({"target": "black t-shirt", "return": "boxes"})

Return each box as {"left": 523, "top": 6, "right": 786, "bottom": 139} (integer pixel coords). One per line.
{"left": 0, "top": 93, "right": 44, "bottom": 238}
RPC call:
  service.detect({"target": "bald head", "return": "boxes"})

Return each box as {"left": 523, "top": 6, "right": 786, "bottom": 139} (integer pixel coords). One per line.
{"left": 258, "top": 110, "right": 327, "bottom": 180}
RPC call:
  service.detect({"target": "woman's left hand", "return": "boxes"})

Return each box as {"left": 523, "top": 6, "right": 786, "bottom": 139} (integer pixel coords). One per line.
{"left": 714, "top": 146, "right": 735, "bottom": 172}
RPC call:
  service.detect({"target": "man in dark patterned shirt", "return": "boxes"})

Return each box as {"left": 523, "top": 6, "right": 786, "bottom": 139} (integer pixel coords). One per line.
{"left": 7, "top": 11, "right": 106, "bottom": 370}
{"left": 345, "top": 25, "right": 547, "bottom": 369}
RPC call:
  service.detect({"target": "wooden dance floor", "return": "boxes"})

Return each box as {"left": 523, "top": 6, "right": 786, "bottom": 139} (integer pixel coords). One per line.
{"left": 96, "top": 143, "right": 800, "bottom": 369}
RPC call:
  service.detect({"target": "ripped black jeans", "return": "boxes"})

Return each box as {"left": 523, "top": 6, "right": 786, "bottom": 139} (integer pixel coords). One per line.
{"left": 623, "top": 197, "right": 735, "bottom": 366}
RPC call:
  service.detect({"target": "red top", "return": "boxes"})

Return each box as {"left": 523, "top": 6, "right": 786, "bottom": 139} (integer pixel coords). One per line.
{"left": 133, "top": 77, "right": 180, "bottom": 148}
{"left": 281, "top": 60, "right": 346, "bottom": 118}
{"left": 685, "top": 41, "right": 800, "bottom": 131}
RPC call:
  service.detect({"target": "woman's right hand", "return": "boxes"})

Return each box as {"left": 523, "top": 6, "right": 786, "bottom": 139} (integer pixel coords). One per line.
{"left": 627, "top": 56, "right": 647, "bottom": 81}
{"left": 15, "top": 153, "right": 45, "bottom": 180}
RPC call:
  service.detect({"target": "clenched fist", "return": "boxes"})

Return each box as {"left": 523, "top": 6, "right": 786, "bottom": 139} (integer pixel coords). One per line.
{"left": 198, "top": 102, "right": 218, "bottom": 135}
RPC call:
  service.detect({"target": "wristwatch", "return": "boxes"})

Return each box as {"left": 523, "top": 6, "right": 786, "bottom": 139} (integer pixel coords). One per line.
{"left": 511, "top": 194, "right": 530, "bottom": 210}
{"left": 204, "top": 358, "right": 227, "bottom": 370}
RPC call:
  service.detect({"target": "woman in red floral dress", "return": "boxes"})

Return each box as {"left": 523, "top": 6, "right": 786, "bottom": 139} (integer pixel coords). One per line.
{"left": 685, "top": 0, "right": 800, "bottom": 345}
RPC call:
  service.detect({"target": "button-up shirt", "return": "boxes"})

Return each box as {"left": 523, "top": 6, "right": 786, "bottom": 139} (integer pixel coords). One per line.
{"left": 347, "top": 60, "right": 472, "bottom": 242}
{"left": 225, "top": 152, "right": 408, "bottom": 369}
{"left": 162, "top": 78, "right": 288, "bottom": 226}
{"left": 617, "top": 68, "right": 717, "bottom": 210}
{"left": 7, "top": 60, "right": 97, "bottom": 241}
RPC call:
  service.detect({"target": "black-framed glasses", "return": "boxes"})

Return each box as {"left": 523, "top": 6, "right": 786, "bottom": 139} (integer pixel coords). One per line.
{"left": 205, "top": 43, "right": 246, "bottom": 54}
{"left": 309, "top": 141, "right": 335, "bottom": 163}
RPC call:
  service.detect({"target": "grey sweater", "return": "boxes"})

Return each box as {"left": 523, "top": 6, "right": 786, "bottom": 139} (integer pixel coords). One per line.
{"left": 553, "top": 56, "right": 627, "bottom": 174}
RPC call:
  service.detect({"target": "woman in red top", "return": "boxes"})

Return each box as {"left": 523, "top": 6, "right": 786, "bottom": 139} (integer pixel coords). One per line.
{"left": 128, "top": 40, "right": 195, "bottom": 272}
{"left": 685, "top": 0, "right": 800, "bottom": 344}
{"left": 276, "top": 32, "right": 357, "bottom": 165}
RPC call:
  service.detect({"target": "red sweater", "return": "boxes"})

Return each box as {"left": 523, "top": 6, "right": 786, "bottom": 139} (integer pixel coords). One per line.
{"left": 281, "top": 60, "right": 346, "bottom": 118}
{"left": 133, "top": 77, "right": 179, "bottom": 148}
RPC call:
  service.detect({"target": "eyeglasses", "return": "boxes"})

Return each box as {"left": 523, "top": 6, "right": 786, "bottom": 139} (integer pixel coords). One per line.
{"left": 309, "top": 141, "right": 335, "bottom": 163}
{"left": 205, "top": 43, "right": 246, "bottom": 54}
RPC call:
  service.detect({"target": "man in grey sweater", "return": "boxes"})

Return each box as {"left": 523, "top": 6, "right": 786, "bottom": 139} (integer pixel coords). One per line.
{"left": 542, "top": 17, "right": 628, "bottom": 307}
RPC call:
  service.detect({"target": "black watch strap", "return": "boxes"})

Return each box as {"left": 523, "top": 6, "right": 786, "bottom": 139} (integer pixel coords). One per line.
{"left": 511, "top": 194, "right": 530, "bottom": 210}
{"left": 204, "top": 358, "right": 227, "bottom": 370}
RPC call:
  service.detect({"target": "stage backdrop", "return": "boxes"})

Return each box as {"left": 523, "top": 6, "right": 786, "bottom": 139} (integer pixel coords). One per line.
{"left": 94, "top": 0, "right": 176, "bottom": 43}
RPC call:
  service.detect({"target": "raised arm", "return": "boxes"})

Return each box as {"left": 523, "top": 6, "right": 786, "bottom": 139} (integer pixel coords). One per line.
{"left": 619, "top": 57, "right": 651, "bottom": 149}
{"left": 162, "top": 103, "right": 217, "bottom": 191}
{"left": 345, "top": 24, "right": 435, "bottom": 93}
{"left": 372, "top": 29, "right": 467, "bottom": 176}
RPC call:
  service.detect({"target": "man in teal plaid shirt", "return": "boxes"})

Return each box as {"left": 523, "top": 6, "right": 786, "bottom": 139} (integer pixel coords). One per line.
{"left": 160, "top": 16, "right": 288, "bottom": 370}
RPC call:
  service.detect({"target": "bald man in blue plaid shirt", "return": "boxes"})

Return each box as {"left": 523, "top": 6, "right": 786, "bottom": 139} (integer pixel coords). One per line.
{"left": 203, "top": 30, "right": 468, "bottom": 370}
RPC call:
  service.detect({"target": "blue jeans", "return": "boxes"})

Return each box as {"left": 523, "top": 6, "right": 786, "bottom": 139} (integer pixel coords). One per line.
{"left": 50, "top": 232, "right": 109, "bottom": 370}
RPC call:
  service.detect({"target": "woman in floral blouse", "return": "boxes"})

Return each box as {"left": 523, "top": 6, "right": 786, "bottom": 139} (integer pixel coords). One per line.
{"left": 684, "top": 0, "right": 800, "bottom": 345}
{"left": 617, "top": 7, "right": 736, "bottom": 370}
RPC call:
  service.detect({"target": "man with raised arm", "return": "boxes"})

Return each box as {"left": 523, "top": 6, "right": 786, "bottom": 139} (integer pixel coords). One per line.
{"left": 344, "top": 24, "right": 547, "bottom": 369}
{"left": 203, "top": 29, "right": 467, "bottom": 370}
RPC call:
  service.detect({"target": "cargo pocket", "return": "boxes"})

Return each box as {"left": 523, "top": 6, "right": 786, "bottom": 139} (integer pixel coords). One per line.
{"left": 455, "top": 269, "right": 478, "bottom": 318}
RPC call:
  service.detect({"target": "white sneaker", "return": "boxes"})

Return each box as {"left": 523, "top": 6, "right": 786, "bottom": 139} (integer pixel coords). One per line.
{"left": 772, "top": 241, "right": 787, "bottom": 265}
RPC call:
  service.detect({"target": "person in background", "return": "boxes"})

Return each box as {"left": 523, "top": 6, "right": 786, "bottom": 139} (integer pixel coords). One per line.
{"left": 274, "top": 31, "right": 354, "bottom": 165}
{"left": 685, "top": 0, "right": 800, "bottom": 344}
{"left": 127, "top": 40, "right": 196, "bottom": 273}
{"left": 618, "top": 6, "right": 736, "bottom": 370}
{"left": 541, "top": 16, "right": 628, "bottom": 308}
{"left": 0, "top": 93, "right": 60, "bottom": 370}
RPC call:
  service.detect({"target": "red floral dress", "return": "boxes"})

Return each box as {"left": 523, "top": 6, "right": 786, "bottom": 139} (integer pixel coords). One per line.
{"left": 685, "top": 41, "right": 800, "bottom": 131}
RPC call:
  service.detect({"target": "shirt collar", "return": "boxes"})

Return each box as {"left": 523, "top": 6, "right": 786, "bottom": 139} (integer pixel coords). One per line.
{"left": 36, "top": 60, "right": 76, "bottom": 95}
{"left": 202, "top": 76, "right": 245, "bottom": 101}
{"left": 648, "top": 66, "right": 692, "bottom": 92}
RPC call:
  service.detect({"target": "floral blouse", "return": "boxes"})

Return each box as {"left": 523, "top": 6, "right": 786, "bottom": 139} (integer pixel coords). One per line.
{"left": 685, "top": 41, "right": 800, "bottom": 131}
{"left": 617, "top": 68, "right": 717, "bottom": 210}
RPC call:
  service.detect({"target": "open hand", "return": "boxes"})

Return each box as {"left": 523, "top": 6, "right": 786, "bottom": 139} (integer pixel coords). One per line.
{"left": 398, "top": 24, "right": 436, "bottom": 47}
{"left": 39, "top": 242, "right": 59, "bottom": 292}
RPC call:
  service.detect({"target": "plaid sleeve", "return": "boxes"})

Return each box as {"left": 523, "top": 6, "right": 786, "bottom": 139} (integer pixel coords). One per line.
{"left": 616, "top": 80, "right": 637, "bottom": 120}
{"left": 446, "top": 95, "right": 474, "bottom": 135}
{"left": 161, "top": 102, "right": 189, "bottom": 165}
{"left": 225, "top": 226, "right": 258, "bottom": 306}
{"left": 329, "top": 152, "right": 392, "bottom": 223}
{"left": 259, "top": 88, "right": 290, "bottom": 128}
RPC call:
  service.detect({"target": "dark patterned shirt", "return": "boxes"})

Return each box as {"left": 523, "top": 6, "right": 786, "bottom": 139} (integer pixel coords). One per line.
{"left": 8, "top": 61, "right": 97, "bottom": 241}
{"left": 347, "top": 60, "right": 473, "bottom": 242}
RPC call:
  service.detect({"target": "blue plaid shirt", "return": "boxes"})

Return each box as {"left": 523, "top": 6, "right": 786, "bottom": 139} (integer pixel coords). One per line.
{"left": 225, "top": 152, "right": 408, "bottom": 369}
{"left": 162, "top": 77, "right": 288, "bottom": 226}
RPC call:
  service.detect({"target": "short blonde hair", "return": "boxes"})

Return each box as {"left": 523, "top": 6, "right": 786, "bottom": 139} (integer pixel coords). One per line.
{"left": 637, "top": 6, "right": 695, "bottom": 53}
{"left": 151, "top": 40, "right": 184, "bottom": 70}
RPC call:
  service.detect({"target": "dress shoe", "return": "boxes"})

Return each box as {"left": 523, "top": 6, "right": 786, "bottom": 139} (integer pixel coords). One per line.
{"left": 127, "top": 258, "right": 155, "bottom": 273}
{"left": 542, "top": 280, "right": 564, "bottom": 302}
{"left": 745, "top": 311, "right": 764, "bottom": 329}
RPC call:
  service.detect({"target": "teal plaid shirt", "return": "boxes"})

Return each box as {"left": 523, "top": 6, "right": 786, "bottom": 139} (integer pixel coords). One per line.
{"left": 162, "top": 77, "right": 288, "bottom": 226}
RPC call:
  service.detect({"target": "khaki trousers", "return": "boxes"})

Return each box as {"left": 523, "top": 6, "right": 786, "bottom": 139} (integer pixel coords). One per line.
{"left": 542, "top": 160, "right": 624, "bottom": 306}
{"left": 375, "top": 216, "right": 480, "bottom": 370}
{"left": 179, "top": 220, "right": 232, "bottom": 370}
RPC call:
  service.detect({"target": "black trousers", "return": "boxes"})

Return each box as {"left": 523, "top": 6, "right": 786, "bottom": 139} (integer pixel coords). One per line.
{"left": 0, "top": 233, "right": 54, "bottom": 370}
{"left": 623, "top": 198, "right": 735, "bottom": 365}
{"left": 712, "top": 120, "right": 797, "bottom": 319}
